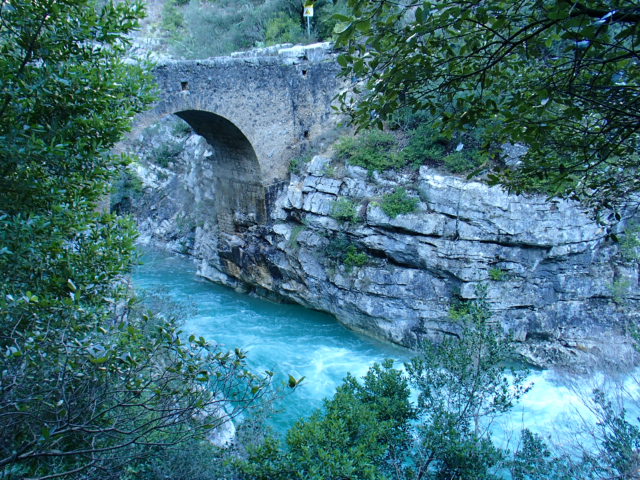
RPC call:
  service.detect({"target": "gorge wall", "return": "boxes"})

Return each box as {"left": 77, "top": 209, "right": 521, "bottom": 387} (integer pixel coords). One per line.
{"left": 121, "top": 45, "right": 640, "bottom": 370}
{"left": 121, "top": 115, "right": 640, "bottom": 370}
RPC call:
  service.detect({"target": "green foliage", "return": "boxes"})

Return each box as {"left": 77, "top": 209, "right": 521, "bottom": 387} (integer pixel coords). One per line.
{"left": 162, "top": 0, "right": 186, "bottom": 38}
{"left": 161, "top": 0, "right": 344, "bottom": 58}
{"left": 611, "top": 278, "right": 632, "bottom": 304}
{"left": 111, "top": 167, "right": 145, "bottom": 213}
{"left": 443, "top": 150, "right": 484, "bottom": 174}
{"left": 157, "top": 0, "right": 358, "bottom": 58}
{"left": 323, "top": 162, "right": 338, "bottom": 178}
{"left": 237, "top": 291, "right": 640, "bottom": 480}
{"left": 125, "top": 395, "right": 283, "bottom": 480}
{"left": 403, "top": 296, "right": 528, "bottom": 480}
{"left": 399, "top": 119, "right": 487, "bottom": 176}
{"left": 266, "top": 12, "right": 305, "bottom": 45}
{"left": 336, "top": 126, "right": 480, "bottom": 175}
{"left": 389, "top": 106, "right": 433, "bottom": 131}
{"left": 343, "top": 245, "right": 368, "bottom": 269}
{"left": 448, "top": 286, "right": 492, "bottom": 322}
{"left": 241, "top": 360, "right": 413, "bottom": 480}
{"left": 331, "top": 197, "right": 360, "bottom": 223}
{"left": 172, "top": 1, "right": 264, "bottom": 57}
{"left": 334, "top": 0, "right": 640, "bottom": 210}
{"left": 171, "top": 118, "right": 193, "bottom": 137}
{"left": 489, "top": 267, "right": 507, "bottom": 282}
{"left": 587, "top": 390, "right": 640, "bottom": 479}
{"left": 288, "top": 224, "right": 306, "bottom": 249}
{"left": 335, "top": 130, "right": 406, "bottom": 172}
{"left": 238, "top": 436, "right": 288, "bottom": 480}
{"left": 242, "top": 297, "right": 528, "bottom": 480}
{"left": 508, "top": 391, "right": 640, "bottom": 480}
{"left": 169, "top": 0, "right": 313, "bottom": 59}
{"left": 401, "top": 122, "right": 449, "bottom": 167}
{"left": 153, "top": 141, "right": 183, "bottom": 168}
{"left": 324, "top": 233, "right": 351, "bottom": 260}
{"left": 285, "top": 360, "right": 412, "bottom": 480}
{"left": 380, "top": 187, "right": 419, "bottom": 218}
{"left": 509, "top": 430, "right": 575, "bottom": 480}
{"left": 411, "top": 300, "right": 528, "bottom": 424}
{"left": 323, "top": 234, "right": 368, "bottom": 271}
{"left": 0, "top": 2, "right": 267, "bottom": 478}
{"left": 124, "top": 440, "right": 235, "bottom": 480}
{"left": 448, "top": 299, "right": 474, "bottom": 322}
{"left": 289, "top": 153, "right": 312, "bottom": 174}
{"left": 315, "top": 0, "right": 352, "bottom": 40}
{"left": 619, "top": 222, "right": 640, "bottom": 262}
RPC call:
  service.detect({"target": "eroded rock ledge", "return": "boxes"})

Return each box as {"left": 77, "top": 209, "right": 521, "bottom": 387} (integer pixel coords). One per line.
{"left": 131, "top": 128, "right": 640, "bottom": 369}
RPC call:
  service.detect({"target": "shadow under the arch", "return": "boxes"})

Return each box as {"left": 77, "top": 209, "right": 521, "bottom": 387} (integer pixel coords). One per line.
{"left": 175, "top": 109, "right": 267, "bottom": 233}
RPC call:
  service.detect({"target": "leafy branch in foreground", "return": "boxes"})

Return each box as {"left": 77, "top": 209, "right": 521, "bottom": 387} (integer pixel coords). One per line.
{"left": 334, "top": 0, "right": 640, "bottom": 210}
{"left": 0, "top": 1, "right": 268, "bottom": 478}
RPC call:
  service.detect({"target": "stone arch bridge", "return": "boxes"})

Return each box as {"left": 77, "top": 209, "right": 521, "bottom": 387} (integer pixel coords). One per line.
{"left": 132, "top": 44, "right": 343, "bottom": 233}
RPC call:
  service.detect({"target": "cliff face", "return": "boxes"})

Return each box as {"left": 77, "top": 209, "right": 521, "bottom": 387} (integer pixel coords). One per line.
{"left": 125, "top": 118, "right": 640, "bottom": 369}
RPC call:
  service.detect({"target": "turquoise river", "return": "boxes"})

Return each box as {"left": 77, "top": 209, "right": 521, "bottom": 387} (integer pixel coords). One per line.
{"left": 134, "top": 248, "right": 639, "bottom": 447}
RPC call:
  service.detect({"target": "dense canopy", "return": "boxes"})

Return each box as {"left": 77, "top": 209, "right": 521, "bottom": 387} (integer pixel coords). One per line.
{"left": 0, "top": 2, "right": 266, "bottom": 478}
{"left": 334, "top": 0, "right": 640, "bottom": 209}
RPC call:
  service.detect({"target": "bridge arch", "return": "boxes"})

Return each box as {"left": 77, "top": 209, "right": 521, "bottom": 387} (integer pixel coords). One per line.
{"left": 131, "top": 106, "right": 267, "bottom": 233}
{"left": 128, "top": 51, "right": 343, "bottom": 232}
{"left": 173, "top": 110, "right": 266, "bottom": 232}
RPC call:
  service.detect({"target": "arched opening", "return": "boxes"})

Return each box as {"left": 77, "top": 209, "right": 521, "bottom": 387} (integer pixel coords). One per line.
{"left": 174, "top": 110, "right": 266, "bottom": 233}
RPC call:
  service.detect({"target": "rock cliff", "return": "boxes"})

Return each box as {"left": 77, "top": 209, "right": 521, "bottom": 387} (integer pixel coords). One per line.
{"left": 123, "top": 116, "right": 640, "bottom": 369}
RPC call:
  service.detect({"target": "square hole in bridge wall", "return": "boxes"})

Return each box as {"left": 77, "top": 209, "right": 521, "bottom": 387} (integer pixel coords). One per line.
{"left": 180, "top": 81, "right": 189, "bottom": 91}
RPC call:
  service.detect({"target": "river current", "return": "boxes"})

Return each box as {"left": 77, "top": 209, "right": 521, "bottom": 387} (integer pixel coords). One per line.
{"left": 133, "top": 248, "right": 639, "bottom": 447}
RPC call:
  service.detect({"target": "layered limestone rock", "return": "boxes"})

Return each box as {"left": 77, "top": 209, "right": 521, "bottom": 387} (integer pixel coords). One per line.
{"left": 125, "top": 120, "right": 640, "bottom": 369}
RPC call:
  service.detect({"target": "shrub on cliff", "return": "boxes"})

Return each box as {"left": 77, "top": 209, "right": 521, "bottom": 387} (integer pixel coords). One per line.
{"left": 380, "top": 188, "right": 419, "bottom": 218}
{"left": 322, "top": 234, "right": 368, "bottom": 272}
{"left": 335, "top": 124, "right": 485, "bottom": 176}
{"left": 153, "top": 141, "right": 183, "bottom": 167}
{"left": 400, "top": 122, "right": 449, "bottom": 167}
{"left": 331, "top": 197, "right": 360, "bottom": 223}
{"left": 343, "top": 245, "right": 368, "bottom": 269}
{"left": 335, "top": 130, "right": 406, "bottom": 172}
